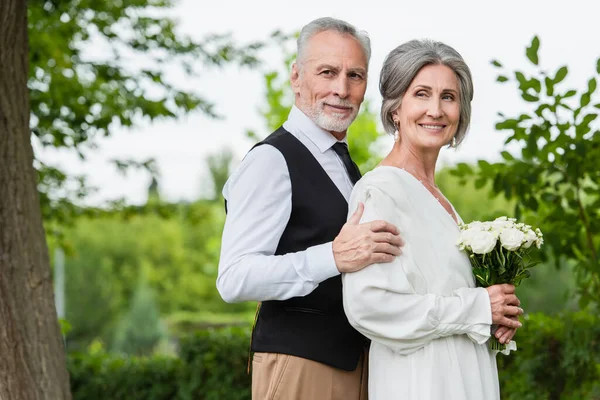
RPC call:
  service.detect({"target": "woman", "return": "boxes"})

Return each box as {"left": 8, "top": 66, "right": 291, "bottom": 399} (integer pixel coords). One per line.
{"left": 342, "top": 40, "right": 523, "bottom": 399}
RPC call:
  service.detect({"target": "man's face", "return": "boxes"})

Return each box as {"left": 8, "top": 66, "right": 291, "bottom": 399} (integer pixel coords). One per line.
{"left": 291, "top": 30, "right": 368, "bottom": 137}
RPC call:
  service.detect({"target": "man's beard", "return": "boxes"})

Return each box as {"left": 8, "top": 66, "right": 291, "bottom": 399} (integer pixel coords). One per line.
{"left": 302, "top": 99, "right": 359, "bottom": 133}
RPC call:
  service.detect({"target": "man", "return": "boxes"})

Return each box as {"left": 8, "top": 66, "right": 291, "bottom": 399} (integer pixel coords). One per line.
{"left": 217, "top": 17, "right": 403, "bottom": 400}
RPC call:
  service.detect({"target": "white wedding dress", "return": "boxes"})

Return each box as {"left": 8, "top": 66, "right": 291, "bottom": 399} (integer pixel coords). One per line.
{"left": 342, "top": 166, "right": 500, "bottom": 400}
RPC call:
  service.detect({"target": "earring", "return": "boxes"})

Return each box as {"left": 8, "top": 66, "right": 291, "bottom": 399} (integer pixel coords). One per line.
{"left": 451, "top": 136, "right": 457, "bottom": 148}
{"left": 394, "top": 130, "right": 399, "bottom": 142}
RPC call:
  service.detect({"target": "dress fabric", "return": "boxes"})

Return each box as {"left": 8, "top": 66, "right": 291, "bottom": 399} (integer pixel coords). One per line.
{"left": 342, "top": 166, "right": 500, "bottom": 400}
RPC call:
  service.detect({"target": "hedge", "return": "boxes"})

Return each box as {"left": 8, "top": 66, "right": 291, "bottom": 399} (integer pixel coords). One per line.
{"left": 69, "top": 313, "right": 600, "bottom": 399}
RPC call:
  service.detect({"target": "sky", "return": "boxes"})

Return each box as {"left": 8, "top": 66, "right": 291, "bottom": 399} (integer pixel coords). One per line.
{"left": 36, "top": 0, "right": 600, "bottom": 206}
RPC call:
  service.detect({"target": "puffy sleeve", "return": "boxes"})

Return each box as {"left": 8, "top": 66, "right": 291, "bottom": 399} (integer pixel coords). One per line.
{"left": 342, "top": 182, "right": 492, "bottom": 355}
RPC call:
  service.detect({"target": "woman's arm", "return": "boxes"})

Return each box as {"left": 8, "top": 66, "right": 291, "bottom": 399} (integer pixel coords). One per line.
{"left": 342, "top": 184, "right": 492, "bottom": 355}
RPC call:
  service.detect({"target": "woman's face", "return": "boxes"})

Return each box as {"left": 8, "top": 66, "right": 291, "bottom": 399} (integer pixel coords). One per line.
{"left": 394, "top": 64, "right": 460, "bottom": 151}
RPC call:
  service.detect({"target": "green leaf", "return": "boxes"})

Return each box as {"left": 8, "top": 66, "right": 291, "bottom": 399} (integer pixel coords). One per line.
{"left": 581, "top": 93, "right": 591, "bottom": 108}
{"left": 563, "top": 90, "right": 577, "bottom": 98}
{"left": 526, "top": 35, "right": 540, "bottom": 65}
{"left": 588, "top": 77, "right": 597, "bottom": 94}
{"left": 501, "top": 151, "right": 514, "bottom": 161}
{"left": 535, "top": 103, "right": 550, "bottom": 118}
{"left": 477, "top": 160, "right": 492, "bottom": 173}
{"left": 554, "top": 66, "right": 568, "bottom": 84}
{"left": 496, "top": 119, "right": 518, "bottom": 130}
{"left": 497, "top": 75, "right": 509, "bottom": 83}
{"left": 597, "top": 57, "right": 600, "bottom": 74}
{"left": 515, "top": 71, "right": 529, "bottom": 89}
{"left": 474, "top": 177, "right": 487, "bottom": 189}
{"left": 531, "top": 78, "right": 542, "bottom": 93}
{"left": 522, "top": 93, "right": 540, "bottom": 102}
{"left": 491, "top": 60, "right": 503, "bottom": 68}
{"left": 545, "top": 77, "right": 555, "bottom": 96}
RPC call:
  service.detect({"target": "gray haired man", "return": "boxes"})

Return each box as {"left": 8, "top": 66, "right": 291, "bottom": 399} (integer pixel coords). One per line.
{"left": 217, "top": 17, "right": 403, "bottom": 400}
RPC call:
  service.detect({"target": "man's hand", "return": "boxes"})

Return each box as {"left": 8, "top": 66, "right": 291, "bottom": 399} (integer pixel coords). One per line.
{"left": 485, "top": 284, "right": 523, "bottom": 329}
{"left": 333, "top": 202, "right": 404, "bottom": 273}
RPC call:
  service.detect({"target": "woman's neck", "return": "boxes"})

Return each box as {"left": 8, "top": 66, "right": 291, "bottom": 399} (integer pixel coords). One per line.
{"left": 380, "top": 142, "right": 439, "bottom": 186}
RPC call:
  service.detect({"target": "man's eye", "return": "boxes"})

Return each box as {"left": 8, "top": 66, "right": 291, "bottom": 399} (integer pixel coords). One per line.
{"left": 349, "top": 73, "right": 363, "bottom": 80}
{"left": 321, "top": 70, "right": 333, "bottom": 75}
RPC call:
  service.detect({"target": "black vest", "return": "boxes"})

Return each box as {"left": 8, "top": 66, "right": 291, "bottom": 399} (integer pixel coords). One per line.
{"left": 249, "top": 127, "right": 366, "bottom": 371}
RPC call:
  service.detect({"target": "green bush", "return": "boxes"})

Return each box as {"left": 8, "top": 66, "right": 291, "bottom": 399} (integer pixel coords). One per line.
{"left": 498, "top": 311, "right": 600, "bottom": 400}
{"left": 69, "top": 327, "right": 251, "bottom": 400}
{"left": 177, "top": 327, "right": 251, "bottom": 400}
{"left": 69, "top": 318, "right": 600, "bottom": 399}
{"left": 68, "top": 350, "right": 181, "bottom": 399}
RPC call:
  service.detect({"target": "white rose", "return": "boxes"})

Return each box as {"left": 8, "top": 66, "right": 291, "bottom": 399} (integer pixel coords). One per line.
{"left": 500, "top": 228, "right": 526, "bottom": 251}
{"left": 522, "top": 229, "right": 537, "bottom": 249}
{"left": 535, "top": 229, "right": 544, "bottom": 249}
{"left": 459, "top": 227, "right": 484, "bottom": 247}
{"left": 492, "top": 218, "right": 514, "bottom": 230}
{"left": 470, "top": 231, "right": 498, "bottom": 254}
{"left": 466, "top": 221, "right": 485, "bottom": 230}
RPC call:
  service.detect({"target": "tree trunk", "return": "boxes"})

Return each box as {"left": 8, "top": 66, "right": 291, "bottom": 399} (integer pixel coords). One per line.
{"left": 0, "top": 1, "right": 72, "bottom": 399}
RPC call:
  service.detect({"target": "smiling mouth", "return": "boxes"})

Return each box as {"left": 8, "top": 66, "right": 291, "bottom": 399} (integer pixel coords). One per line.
{"left": 325, "top": 104, "right": 353, "bottom": 112}
{"left": 419, "top": 124, "right": 446, "bottom": 130}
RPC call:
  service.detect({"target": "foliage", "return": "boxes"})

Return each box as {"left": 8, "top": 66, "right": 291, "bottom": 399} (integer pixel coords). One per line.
{"left": 439, "top": 167, "right": 579, "bottom": 314}
{"left": 29, "top": 0, "right": 263, "bottom": 226}
{"left": 69, "top": 327, "right": 252, "bottom": 400}
{"left": 68, "top": 319, "right": 600, "bottom": 400}
{"left": 205, "top": 148, "right": 234, "bottom": 201}
{"left": 498, "top": 311, "right": 600, "bottom": 399}
{"left": 451, "top": 36, "right": 600, "bottom": 308}
{"left": 68, "top": 341, "right": 181, "bottom": 399}
{"left": 57, "top": 201, "right": 253, "bottom": 352}
{"left": 177, "top": 327, "right": 252, "bottom": 400}
{"left": 112, "top": 276, "right": 167, "bottom": 355}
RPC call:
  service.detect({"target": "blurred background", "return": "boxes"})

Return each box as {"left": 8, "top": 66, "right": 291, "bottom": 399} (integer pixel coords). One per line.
{"left": 28, "top": 0, "right": 599, "bottom": 398}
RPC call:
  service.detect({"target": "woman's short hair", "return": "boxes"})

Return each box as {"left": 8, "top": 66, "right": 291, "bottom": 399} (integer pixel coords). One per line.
{"left": 297, "top": 17, "right": 371, "bottom": 68}
{"left": 379, "top": 39, "right": 474, "bottom": 145}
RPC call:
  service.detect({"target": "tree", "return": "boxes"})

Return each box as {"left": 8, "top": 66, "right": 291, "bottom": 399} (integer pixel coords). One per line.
{"left": 29, "top": 0, "right": 263, "bottom": 228}
{"left": 206, "top": 148, "right": 234, "bottom": 201}
{"left": 112, "top": 273, "right": 167, "bottom": 355}
{"left": 452, "top": 36, "right": 600, "bottom": 308}
{"left": 0, "top": 1, "right": 71, "bottom": 398}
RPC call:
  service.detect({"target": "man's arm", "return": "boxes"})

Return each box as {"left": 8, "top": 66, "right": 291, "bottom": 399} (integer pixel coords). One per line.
{"left": 217, "top": 145, "right": 340, "bottom": 303}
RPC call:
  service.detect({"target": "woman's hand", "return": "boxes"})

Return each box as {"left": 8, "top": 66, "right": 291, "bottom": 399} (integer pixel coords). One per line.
{"left": 485, "top": 284, "right": 523, "bottom": 329}
{"left": 494, "top": 315, "right": 520, "bottom": 344}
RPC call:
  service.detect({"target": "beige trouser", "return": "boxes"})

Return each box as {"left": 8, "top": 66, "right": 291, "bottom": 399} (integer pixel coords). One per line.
{"left": 251, "top": 350, "right": 368, "bottom": 400}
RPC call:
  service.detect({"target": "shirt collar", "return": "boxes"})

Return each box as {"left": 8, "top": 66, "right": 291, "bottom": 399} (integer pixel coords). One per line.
{"left": 286, "top": 105, "right": 347, "bottom": 153}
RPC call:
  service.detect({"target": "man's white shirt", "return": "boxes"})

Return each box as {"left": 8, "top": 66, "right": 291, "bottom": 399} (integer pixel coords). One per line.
{"left": 217, "top": 106, "right": 355, "bottom": 302}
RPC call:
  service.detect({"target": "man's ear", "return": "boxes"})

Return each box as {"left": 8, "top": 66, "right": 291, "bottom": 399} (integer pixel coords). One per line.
{"left": 290, "top": 63, "right": 301, "bottom": 95}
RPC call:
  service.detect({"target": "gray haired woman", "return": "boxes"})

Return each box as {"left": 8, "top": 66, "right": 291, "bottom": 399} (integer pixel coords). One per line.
{"left": 342, "top": 40, "right": 523, "bottom": 399}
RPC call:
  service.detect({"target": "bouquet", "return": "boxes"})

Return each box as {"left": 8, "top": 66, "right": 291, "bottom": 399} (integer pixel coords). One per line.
{"left": 456, "top": 216, "right": 544, "bottom": 353}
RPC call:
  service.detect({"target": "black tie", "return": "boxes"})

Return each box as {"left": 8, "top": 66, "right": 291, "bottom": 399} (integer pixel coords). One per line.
{"left": 332, "top": 142, "right": 362, "bottom": 184}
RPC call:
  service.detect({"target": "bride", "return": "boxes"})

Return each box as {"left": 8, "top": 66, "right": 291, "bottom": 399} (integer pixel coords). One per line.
{"left": 342, "top": 39, "right": 523, "bottom": 399}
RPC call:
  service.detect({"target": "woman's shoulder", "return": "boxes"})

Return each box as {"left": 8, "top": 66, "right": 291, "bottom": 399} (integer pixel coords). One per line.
{"left": 355, "top": 166, "right": 411, "bottom": 194}
{"left": 351, "top": 166, "right": 413, "bottom": 207}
